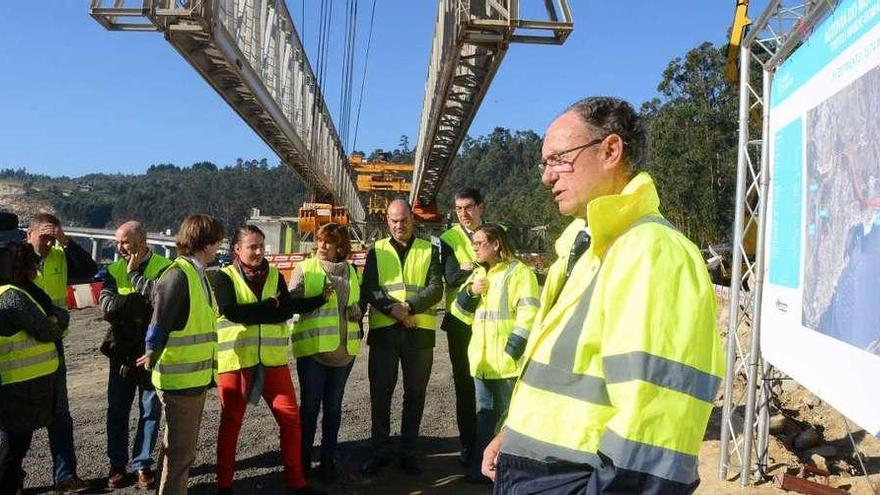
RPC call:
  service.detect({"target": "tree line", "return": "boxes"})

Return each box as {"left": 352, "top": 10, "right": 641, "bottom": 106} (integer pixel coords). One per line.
{"left": 2, "top": 42, "right": 738, "bottom": 252}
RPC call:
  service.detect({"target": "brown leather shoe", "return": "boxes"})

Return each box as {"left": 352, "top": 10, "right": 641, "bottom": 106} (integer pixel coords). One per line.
{"left": 107, "top": 467, "right": 126, "bottom": 489}
{"left": 136, "top": 468, "right": 155, "bottom": 490}
{"left": 54, "top": 475, "right": 90, "bottom": 494}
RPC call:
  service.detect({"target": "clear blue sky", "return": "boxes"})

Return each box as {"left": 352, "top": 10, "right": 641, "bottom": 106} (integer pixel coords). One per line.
{"left": 0, "top": 1, "right": 765, "bottom": 177}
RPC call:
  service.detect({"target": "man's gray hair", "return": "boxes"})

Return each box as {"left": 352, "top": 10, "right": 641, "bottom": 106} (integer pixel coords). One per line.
{"left": 564, "top": 97, "right": 647, "bottom": 174}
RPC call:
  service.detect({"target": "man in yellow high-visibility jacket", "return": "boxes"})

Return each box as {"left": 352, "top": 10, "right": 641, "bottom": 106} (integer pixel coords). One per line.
{"left": 439, "top": 187, "right": 485, "bottom": 465}
{"left": 25, "top": 212, "right": 97, "bottom": 493}
{"left": 481, "top": 97, "right": 725, "bottom": 494}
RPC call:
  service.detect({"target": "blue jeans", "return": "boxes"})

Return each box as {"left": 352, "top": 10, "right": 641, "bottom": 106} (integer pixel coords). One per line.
{"left": 296, "top": 357, "right": 354, "bottom": 464}
{"left": 48, "top": 344, "right": 77, "bottom": 484}
{"left": 106, "top": 359, "right": 162, "bottom": 471}
{"left": 471, "top": 377, "right": 515, "bottom": 477}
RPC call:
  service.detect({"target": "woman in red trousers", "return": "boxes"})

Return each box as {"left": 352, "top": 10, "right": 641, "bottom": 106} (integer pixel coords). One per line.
{"left": 210, "top": 225, "right": 326, "bottom": 495}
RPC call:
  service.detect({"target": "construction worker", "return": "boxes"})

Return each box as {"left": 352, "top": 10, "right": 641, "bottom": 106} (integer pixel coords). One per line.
{"left": 0, "top": 214, "right": 64, "bottom": 494}
{"left": 137, "top": 214, "right": 224, "bottom": 495}
{"left": 98, "top": 221, "right": 171, "bottom": 490}
{"left": 290, "top": 223, "right": 362, "bottom": 482}
{"left": 439, "top": 187, "right": 484, "bottom": 465}
{"left": 211, "top": 225, "right": 324, "bottom": 495}
{"left": 481, "top": 97, "right": 725, "bottom": 493}
{"left": 360, "top": 199, "right": 443, "bottom": 476}
{"left": 450, "top": 224, "right": 539, "bottom": 483}
{"left": 25, "top": 212, "right": 96, "bottom": 493}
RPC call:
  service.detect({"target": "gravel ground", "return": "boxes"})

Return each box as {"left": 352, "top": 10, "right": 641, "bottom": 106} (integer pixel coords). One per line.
{"left": 20, "top": 308, "right": 490, "bottom": 495}
{"left": 15, "top": 306, "right": 837, "bottom": 495}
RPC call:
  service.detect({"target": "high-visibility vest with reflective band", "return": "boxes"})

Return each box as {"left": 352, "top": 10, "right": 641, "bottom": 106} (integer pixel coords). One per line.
{"left": 35, "top": 244, "right": 68, "bottom": 307}
{"left": 369, "top": 238, "right": 437, "bottom": 330}
{"left": 450, "top": 259, "right": 539, "bottom": 379}
{"left": 439, "top": 224, "right": 476, "bottom": 312}
{"left": 107, "top": 253, "right": 172, "bottom": 295}
{"left": 151, "top": 258, "right": 218, "bottom": 390}
{"left": 216, "top": 265, "right": 290, "bottom": 373}
{"left": 292, "top": 257, "right": 362, "bottom": 357}
{"left": 501, "top": 173, "right": 725, "bottom": 486}
{"left": 0, "top": 285, "right": 60, "bottom": 385}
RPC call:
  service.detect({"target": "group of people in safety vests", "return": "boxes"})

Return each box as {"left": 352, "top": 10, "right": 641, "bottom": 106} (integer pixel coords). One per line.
{"left": 0, "top": 96, "right": 725, "bottom": 495}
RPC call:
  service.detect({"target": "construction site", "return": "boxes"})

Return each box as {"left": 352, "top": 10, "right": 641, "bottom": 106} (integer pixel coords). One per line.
{"left": 2, "top": 0, "right": 880, "bottom": 493}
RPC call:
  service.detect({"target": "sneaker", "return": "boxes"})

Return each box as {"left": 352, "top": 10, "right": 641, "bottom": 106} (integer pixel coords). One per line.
{"left": 54, "top": 475, "right": 90, "bottom": 494}
{"left": 136, "top": 468, "right": 156, "bottom": 490}
{"left": 107, "top": 466, "right": 127, "bottom": 489}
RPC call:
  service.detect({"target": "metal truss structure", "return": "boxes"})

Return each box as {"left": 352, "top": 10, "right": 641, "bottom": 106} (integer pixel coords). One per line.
{"left": 89, "top": 0, "right": 365, "bottom": 223}
{"left": 719, "top": 0, "right": 833, "bottom": 486}
{"left": 410, "top": 0, "right": 573, "bottom": 211}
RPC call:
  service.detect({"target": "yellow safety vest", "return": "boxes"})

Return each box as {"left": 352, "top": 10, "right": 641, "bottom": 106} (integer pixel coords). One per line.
{"left": 501, "top": 173, "right": 725, "bottom": 486}
{"left": 292, "top": 257, "right": 362, "bottom": 358}
{"left": 0, "top": 285, "right": 60, "bottom": 385}
{"left": 440, "top": 224, "right": 477, "bottom": 312}
{"left": 35, "top": 243, "right": 68, "bottom": 307}
{"left": 450, "top": 259, "right": 539, "bottom": 379}
{"left": 151, "top": 258, "right": 218, "bottom": 390}
{"left": 216, "top": 265, "right": 290, "bottom": 373}
{"left": 369, "top": 238, "right": 437, "bottom": 331}
{"left": 107, "top": 253, "right": 172, "bottom": 295}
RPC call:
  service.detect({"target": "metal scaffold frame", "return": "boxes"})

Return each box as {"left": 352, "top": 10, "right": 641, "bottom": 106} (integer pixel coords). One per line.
{"left": 719, "top": 0, "right": 833, "bottom": 486}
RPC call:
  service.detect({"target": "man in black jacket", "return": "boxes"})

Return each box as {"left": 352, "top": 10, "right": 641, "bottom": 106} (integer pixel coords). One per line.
{"left": 97, "top": 221, "right": 170, "bottom": 490}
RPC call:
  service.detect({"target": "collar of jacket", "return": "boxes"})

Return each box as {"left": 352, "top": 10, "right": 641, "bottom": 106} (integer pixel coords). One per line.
{"left": 554, "top": 172, "right": 661, "bottom": 260}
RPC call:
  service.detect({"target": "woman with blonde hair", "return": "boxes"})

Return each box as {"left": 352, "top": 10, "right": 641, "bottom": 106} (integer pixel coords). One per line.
{"left": 289, "top": 223, "right": 361, "bottom": 481}
{"left": 449, "top": 223, "right": 539, "bottom": 483}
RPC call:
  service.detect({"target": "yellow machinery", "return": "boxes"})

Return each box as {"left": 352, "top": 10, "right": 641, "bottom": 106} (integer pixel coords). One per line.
{"left": 350, "top": 154, "right": 414, "bottom": 217}
{"left": 297, "top": 203, "right": 350, "bottom": 236}
{"left": 726, "top": 0, "right": 752, "bottom": 84}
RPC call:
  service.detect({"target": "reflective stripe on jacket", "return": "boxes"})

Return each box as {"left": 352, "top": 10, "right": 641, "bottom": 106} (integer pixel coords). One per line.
{"left": 216, "top": 265, "right": 289, "bottom": 372}
{"left": 35, "top": 244, "right": 67, "bottom": 307}
{"left": 0, "top": 285, "right": 60, "bottom": 385}
{"left": 292, "top": 256, "right": 361, "bottom": 358}
{"left": 440, "top": 224, "right": 476, "bottom": 312}
{"left": 501, "top": 172, "right": 725, "bottom": 485}
{"left": 369, "top": 238, "right": 437, "bottom": 330}
{"left": 450, "top": 259, "right": 539, "bottom": 379}
{"left": 107, "top": 253, "right": 172, "bottom": 295}
{"left": 151, "top": 258, "right": 218, "bottom": 390}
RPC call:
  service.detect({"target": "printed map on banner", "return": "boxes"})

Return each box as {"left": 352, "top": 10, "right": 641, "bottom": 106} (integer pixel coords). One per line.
{"left": 762, "top": 0, "right": 880, "bottom": 436}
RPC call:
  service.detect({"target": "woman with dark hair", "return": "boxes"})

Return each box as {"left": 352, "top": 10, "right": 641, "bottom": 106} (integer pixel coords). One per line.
{"left": 0, "top": 226, "right": 67, "bottom": 493}
{"left": 449, "top": 223, "right": 539, "bottom": 483}
{"left": 210, "top": 225, "right": 325, "bottom": 495}
{"left": 137, "top": 214, "right": 224, "bottom": 495}
{"left": 289, "top": 223, "right": 361, "bottom": 481}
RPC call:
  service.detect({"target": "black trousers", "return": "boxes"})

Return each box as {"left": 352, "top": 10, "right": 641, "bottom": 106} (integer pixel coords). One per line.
{"left": 441, "top": 314, "right": 476, "bottom": 453}
{"left": 0, "top": 430, "right": 34, "bottom": 494}
{"left": 367, "top": 327, "right": 434, "bottom": 459}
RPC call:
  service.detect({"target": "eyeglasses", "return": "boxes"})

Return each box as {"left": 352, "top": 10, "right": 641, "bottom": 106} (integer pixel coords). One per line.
{"left": 537, "top": 137, "right": 606, "bottom": 173}
{"left": 455, "top": 203, "right": 477, "bottom": 213}
{"left": 472, "top": 240, "right": 492, "bottom": 249}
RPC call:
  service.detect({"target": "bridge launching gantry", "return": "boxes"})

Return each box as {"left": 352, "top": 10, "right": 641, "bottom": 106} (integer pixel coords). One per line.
{"left": 411, "top": 0, "right": 573, "bottom": 218}
{"left": 89, "top": 0, "right": 365, "bottom": 223}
